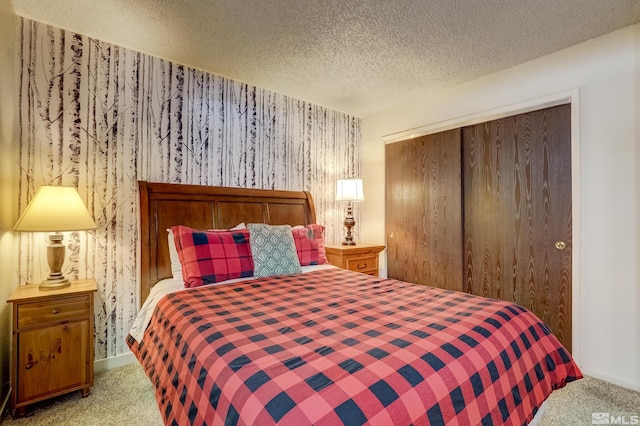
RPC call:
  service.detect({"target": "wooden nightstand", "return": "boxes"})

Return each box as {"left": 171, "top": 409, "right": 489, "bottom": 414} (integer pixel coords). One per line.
{"left": 8, "top": 279, "right": 97, "bottom": 417}
{"left": 325, "top": 244, "right": 385, "bottom": 276}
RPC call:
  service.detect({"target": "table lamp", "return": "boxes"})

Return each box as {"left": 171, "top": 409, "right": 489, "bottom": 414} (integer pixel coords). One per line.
{"left": 336, "top": 178, "right": 364, "bottom": 245}
{"left": 13, "top": 185, "right": 97, "bottom": 290}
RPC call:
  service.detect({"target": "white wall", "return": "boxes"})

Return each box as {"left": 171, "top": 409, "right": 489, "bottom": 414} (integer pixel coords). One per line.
{"left": 361, "top": 24, "right": 639, "bottom": 391}
{"left": 0, "top": 0, "right": 18, "bottom": 411}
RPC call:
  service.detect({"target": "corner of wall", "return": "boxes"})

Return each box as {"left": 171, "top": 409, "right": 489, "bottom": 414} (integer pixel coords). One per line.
{"left": 634, "top": 22, "right": 640, "bottom": 391}
{"left": 0, "top": 0, "right": 19, "bottom": 416}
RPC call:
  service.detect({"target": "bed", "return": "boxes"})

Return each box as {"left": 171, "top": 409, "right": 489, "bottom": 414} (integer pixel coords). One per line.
{"left": 128, "top": 181, "right": 582, "bottom": 425}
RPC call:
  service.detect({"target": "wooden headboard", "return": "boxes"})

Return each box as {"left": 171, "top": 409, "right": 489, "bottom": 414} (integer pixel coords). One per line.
{"left": 138, "top": 181, "right": 317, "bottom": 305}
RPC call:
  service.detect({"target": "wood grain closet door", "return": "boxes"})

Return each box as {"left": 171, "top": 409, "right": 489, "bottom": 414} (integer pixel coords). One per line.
{"left": 385, "top": 129, "right": 463, "bottom": 291}
{"left": 463, "top": 104, "right": 572, "bottom": 351}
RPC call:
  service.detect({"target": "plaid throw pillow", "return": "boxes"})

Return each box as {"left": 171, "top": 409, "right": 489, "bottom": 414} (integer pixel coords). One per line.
{"left": 171, "top": 225, "right": 254, "bottom": 288}
{"left": 292, "top": 224, "right": 328, "bottom": 266}
{"left": 247, "top": 224, "right": 302, "bottom": 278}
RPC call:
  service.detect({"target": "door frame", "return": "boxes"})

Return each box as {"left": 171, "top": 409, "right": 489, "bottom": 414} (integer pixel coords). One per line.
{"left": 383, "top": 89, "right": 581, "bottom": 364}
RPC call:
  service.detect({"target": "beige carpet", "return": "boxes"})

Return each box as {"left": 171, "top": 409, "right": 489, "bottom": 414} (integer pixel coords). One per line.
{"left": 1, "top": 363, "right": 162, "bottom": 426}
{"left": 2, "top": 363, "right": 639, "bottom": 425}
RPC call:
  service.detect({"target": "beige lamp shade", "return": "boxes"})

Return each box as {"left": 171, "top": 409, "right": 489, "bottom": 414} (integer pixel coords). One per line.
{"left": 336, "top": 179, "right": 364, "bottom": 202}
{"left": 14, "top": 185, "right": 96, "bottom": 290}
{"left": 13, "top": 185, "right": 97, "bottom": 232}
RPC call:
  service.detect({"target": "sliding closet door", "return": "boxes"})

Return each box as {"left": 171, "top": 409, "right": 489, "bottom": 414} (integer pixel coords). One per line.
{"left": 463, "top": 104, "right": 572, "bottom": 351}
{"left": 385, "top": 129, "right": 463, "bottom": 291}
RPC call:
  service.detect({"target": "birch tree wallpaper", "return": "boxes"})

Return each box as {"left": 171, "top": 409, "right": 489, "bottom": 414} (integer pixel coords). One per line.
{"left": 16, "top": 18, "right": 361, "bottom": 360}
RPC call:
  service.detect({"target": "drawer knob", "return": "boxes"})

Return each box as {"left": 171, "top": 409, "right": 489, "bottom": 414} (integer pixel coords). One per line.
{"left": 357, "top": 263, "right": 368, "bottom": 270}
{"left": 52, "top": 309, "right": 60, "bottom": 315}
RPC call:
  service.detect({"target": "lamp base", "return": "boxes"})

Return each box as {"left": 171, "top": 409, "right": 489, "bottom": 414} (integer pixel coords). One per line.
{"left": 342, "top": 202, "right": 357, "bottom": 246}
{"left": 39, "top": 275, "right": 71, "bottom": 290}
{"left": 40, "top": 233, "right": 70, "bottom": 290}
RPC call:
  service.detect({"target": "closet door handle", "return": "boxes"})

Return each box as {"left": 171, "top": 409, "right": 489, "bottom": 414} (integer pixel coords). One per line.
{"left": 554, "top": 241, "right": 566, "bottom": 250}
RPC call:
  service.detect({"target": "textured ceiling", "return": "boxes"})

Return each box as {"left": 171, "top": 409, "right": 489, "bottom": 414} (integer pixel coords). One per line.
{"left": 10, "top": 0, "right": 640, "bottom": 117}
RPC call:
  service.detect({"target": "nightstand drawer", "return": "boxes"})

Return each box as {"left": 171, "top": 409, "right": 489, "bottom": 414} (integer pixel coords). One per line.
{"left": 345, "top": 255, "right": 378, "bottom": 275}
{"left": 17, "top": 295, "right": 90, "bottom": 329}
{"left": 325, "top": 244, "right": 385, "bottom": 277}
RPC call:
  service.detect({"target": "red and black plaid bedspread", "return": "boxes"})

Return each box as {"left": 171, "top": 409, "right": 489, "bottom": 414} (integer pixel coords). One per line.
{"left": 128, "top": 268, "right": 581, "bottom": 425}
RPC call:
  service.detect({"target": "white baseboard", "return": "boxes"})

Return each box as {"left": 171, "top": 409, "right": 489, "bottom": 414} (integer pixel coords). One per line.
{"left": 580, "top": 368, "right": 640, "bottom": 392}
{"left": 94, "top": 352, "right": 137, "bottom": 374}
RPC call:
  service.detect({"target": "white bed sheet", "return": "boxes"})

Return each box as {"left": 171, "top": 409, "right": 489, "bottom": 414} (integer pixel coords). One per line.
{"left": 129, "top": 264, "right": 337, "bottom": 343}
